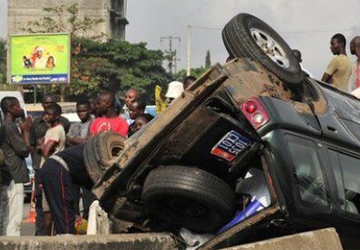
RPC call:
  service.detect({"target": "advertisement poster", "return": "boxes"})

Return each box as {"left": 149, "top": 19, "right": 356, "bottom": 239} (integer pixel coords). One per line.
{"left": 10, "top": 33, "right": 70, "bottom": 85}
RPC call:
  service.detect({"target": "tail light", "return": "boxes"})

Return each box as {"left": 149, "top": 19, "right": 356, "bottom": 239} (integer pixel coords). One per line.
{"left": 240, "top": 97, "right": 270, "bottom": 130}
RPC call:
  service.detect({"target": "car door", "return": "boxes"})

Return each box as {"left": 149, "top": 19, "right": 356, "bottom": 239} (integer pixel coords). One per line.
{"left": 314, "top": 82, "right": 360, "bottom": 150}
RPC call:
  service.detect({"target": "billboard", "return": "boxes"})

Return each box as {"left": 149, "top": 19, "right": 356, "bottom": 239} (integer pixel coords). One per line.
{"left": 10, "top": 33, "right": 70, "bottom": 85}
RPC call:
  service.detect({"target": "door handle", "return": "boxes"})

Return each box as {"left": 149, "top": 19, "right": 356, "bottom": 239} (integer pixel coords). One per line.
{"left": 327, "top": 126, "right": 337, "bottom": 133}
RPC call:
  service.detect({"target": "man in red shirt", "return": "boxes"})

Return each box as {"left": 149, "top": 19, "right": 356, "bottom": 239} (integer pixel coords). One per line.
{"left": 90, "top": 92, "right": 128, "bottom": 137}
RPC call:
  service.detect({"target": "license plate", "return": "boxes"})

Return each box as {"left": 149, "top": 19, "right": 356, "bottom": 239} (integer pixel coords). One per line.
{"left": 211, "top": 130, "right": 251, "bottom": 161}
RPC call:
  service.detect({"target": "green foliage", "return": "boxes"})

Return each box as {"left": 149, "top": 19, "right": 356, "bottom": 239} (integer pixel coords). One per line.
{"left": 0, "top": 40, "right": 18, "bottom": 89}
{"left": 173, "top": 50, "right": 212, "bottom": 82}
{"left": 0, "top": 39, "right": 6, "bottom": 84}
{"left": 20, "top": 3, "right": 170, "bottom": 103}
{"left": 65, "top": 38, "right": 170, "bottom": 103}
{"left": 205, "top": 50, "right": 211, "bottom": 68}
{"left": 192, "top": 67, "right": 210, "bottom": 78}
{"left": 173, "top": 67, "right": 209, "bottom": 82}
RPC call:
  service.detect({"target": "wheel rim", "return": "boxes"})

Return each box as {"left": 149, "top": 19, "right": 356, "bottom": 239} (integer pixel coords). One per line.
{"left": 250, "top": 28, "right": 290, "bottom": 68}
{"left": 111, "top": 145, "right": 124, "bottom": 157}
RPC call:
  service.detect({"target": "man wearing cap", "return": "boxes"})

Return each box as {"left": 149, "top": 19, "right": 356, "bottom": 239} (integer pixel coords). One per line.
{"left": 33, "top": 47, "right": 47, "bottom": 69}
{"left": 165, "top": 81, "right": 184, "bottom": 106}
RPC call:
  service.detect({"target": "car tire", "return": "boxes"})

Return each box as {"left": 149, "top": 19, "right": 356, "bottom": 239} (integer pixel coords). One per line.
{"left": 142, "top": 166, "right": 236, "bottom": 232}
{"left": 84, "top": 131, "right": 126, "bottom": 183}
{"left": 84, "top": 136, "right": 99, "bottom": 182}
{"left": 222, "top": 13, "right": 304, "bottom": 84}
{"left": 95, "top": 131, "right": 126, "bottom": 166}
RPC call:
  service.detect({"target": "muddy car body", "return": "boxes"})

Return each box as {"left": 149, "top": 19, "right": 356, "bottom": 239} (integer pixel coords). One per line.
{"left": 86, "top": 14, "right": 360, "bottom": 249}
{"left": 86, "top": 57, "right": 360, "bottom": 248}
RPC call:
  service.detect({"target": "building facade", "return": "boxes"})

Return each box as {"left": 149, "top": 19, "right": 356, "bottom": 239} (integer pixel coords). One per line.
{"left": 7, "top": 0, "right": 128, "bottom": 40}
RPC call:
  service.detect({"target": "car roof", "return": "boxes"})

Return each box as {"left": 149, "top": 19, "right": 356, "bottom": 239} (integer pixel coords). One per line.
{"left": 61, "top": 113, "right": 80, "bottom": 123}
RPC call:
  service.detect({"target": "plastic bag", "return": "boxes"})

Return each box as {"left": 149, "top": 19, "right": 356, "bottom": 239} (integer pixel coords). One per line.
{"left": 75, "top": 215, "right": 88, "bottom": 234}
{"left": 180, "top": 227, "right": 213, "bottom": 250}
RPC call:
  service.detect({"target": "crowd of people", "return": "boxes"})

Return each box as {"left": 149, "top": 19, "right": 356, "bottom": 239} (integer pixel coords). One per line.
{"left": 0, "top": 85, "right": 166, "bottom": 236}
{"left": 294, "top": 33, "right": 360, "bottom": 94}
{"left": 2, "top": 31, "right": 359, "bottom": 237}
{"left": 0, "top": 72, "right": 196, "bottom": 236}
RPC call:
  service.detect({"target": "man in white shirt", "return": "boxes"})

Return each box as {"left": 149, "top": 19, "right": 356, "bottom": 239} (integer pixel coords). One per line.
{"left": 349, "top": 36, "right": 360, "bottom": 94}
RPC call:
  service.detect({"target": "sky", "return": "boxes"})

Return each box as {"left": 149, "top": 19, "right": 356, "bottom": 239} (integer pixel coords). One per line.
{"left": 2, "top": 0, "right": 360, "bottom": 79}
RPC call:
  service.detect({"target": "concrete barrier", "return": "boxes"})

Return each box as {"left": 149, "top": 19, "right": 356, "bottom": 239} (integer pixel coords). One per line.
{"left": 0, "top": 233, "right": 178, "bottom": 250}
{"left": 222, "top": 228, "right": 343, "bottom": 250}
{"left": 1, "top": 227, "right": 343, "bottom": 250}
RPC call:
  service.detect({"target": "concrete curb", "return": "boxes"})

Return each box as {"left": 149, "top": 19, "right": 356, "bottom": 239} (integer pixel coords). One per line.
{"left": 0, "top": 233, "right": 178, "bottom": 250}
{"left": 222, "top": 228, "right": 343, "bottom": 250}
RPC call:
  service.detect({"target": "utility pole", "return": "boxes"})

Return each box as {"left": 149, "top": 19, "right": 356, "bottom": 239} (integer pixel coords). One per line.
{"left": 161, "top": 36, "right": 180, "bottom": 74}
{"left": 186, "top": 25, "right": 192, "bottom": 76}
{"left": 173, "top": 50, "right": 179, "bottom": 74}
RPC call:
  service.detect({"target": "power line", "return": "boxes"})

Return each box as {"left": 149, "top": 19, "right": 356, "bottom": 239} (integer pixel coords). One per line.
{"left": 190, "top": 25, "right": 360, "bottom": 34}
{"left": 192, "top": 25, "right": 222, "bottom": 31}
{"left": 280, "top": 27, "right": 360, "bottom": 34}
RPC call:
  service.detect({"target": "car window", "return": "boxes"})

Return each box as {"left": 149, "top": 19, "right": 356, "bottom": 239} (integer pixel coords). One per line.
{"left": 286, "top": 135, "right": 328, "bottom": 207}
{"left": 27, "top": 111, "right": 43, "bottom": 118}
{"left": 328, "top": 150, "right": 345, "bottom": 210}
{"left": 329, "top": 150, "right": 360, "bottom": 214}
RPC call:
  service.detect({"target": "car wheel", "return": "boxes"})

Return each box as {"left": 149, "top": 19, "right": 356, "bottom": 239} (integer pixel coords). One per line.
{"left": 95, "top": 131, "right": 126, "bottom": 166}
{"left": 142, "top": 166, "right": 236, "bottom": 232}
{"left": 222, "top": 13, "right": 304, "bottom": 84}
{"left": 84, "top": 131, "right": 126, "bottom": 183}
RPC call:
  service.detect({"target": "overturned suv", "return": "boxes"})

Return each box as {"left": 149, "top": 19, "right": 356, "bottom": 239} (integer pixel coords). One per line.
{"left": 86, "top": 13, "right": 360, "bottom": 249}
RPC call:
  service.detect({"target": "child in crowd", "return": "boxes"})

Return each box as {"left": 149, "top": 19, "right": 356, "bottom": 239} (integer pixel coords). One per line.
{"left": 134, "top": 114, "right": 154, "bottom": 134}
{"left": 127, "top": 99, "right": 146, "bottom": 137}
{"left": 39, "top": 103, "right": 66, "bottom": 235}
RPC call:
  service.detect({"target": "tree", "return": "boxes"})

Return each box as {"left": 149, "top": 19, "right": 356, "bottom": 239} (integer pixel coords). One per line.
{"left": 21, "top": 3, "right": 170, "bottom": 103}
{"left": 173, "top": 50, "right": 212, "bottom": 82}
{"left": 173, "top": 67, "right": 209, "bottom": 82}
{"left": 0, "top": 40, "right": 23, "bottom": 91}
{"left": 205, "top": 50, "right": 211, "bottom": 68}
{"left": 0, "top": 39, "right": 6, "bottom": 84}
{"left": 68, "top": 38, "right": 170, "bottom": 103}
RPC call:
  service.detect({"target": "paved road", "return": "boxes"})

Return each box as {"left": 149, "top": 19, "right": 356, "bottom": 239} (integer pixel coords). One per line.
{"left": 21, "top": 192, "right": 86, "bottom": 236}
{"left": 21, "top": 201, "right": 35, "bottom": 236}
